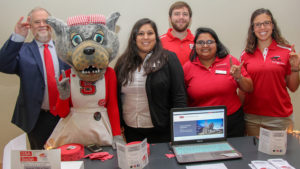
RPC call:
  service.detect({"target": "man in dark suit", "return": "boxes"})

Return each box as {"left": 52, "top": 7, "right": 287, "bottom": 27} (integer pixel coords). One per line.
{"left": 0, "top": 7, "right": 69, "bottom": 149}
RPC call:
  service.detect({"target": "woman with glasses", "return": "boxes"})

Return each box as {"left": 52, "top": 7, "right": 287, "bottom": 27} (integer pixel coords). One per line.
{"left": 114, "top": 18, "right": 187, "bottom": 143}
{"left": 240, "top": 8, "right": 300, "bottom": 136}
{"left": 183, "top": 27, "right": 253, "bottom": 137}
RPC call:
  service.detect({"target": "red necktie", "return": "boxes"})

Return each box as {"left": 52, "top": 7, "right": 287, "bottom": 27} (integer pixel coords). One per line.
{"left": 43, "top": 44, "right": 58, "bottom": 116}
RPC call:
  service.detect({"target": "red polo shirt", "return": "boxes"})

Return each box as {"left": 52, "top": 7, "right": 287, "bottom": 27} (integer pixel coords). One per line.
{"left": 183, "top": 54, "right": 249, "bottom": 115}
{"left": 241, "top": 40, "right": 293, "bottom": 117}
{"left": 160, "top": 28, "right": 194, "bottom": 66}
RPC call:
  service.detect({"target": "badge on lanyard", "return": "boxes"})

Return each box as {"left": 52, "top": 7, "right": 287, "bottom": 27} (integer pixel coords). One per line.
{"left": 215, "top": 70, "right": 227, "bottom": 74}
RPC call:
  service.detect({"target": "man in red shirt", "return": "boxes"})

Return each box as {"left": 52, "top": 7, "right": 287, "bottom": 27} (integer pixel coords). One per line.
{"left": 160, "top": 1, "right": 194, "bottom": 66}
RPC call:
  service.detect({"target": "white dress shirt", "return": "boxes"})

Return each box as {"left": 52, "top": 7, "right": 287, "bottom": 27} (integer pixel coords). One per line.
{"left": 121, "top": 53, "right": 154, "bottom": 128}
{"left": 36, "top": 40, "right": 60, "bottom": 110}
{"left": 11, "top": 33, "right": 60, "bottom": 110}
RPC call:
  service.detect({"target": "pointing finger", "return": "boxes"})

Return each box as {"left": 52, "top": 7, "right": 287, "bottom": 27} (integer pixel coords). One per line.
{"left": 62, "top": 70, "right": 66, "bottom": 78}
{"left": 26, "top": 16, "right": 31, "bottom": 24}
{"left": 17, "top": 16, "right": 24, "bottom": 25}
{"left": 239, "top": 61, "right": 244, "bottom": 69}
{"left": 56, "top": 77, "right": 59, "bottom": 86}
{"left": 291, "top": 44, "right": 295, "bottom": 52}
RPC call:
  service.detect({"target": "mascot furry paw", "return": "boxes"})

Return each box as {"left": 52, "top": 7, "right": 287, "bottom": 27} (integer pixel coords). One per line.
{"left": 44, "top": 12, "right": 124, "bottom": 149}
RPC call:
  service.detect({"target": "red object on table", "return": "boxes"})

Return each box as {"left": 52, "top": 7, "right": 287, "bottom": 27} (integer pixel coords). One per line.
{"left": 84, "top": 152, "right": 114, "bottom": 161}
{"left": 57, "top": 143, "right": 84, "bottom": 161}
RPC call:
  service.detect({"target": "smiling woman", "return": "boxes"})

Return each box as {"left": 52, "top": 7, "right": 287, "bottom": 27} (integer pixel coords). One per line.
{"left": 183, "top": 27, "right": 253, "bottom": 138}
{"left": 136, "top": 24, "right": 156, "bottom": 59}
{"left": 240, "top": 8, "right": 300, "bottom": 137}
{"left": 114, "top": 18, "right": 187, "bottom": 143}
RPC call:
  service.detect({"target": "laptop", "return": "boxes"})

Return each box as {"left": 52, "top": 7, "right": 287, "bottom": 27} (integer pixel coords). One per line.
{"left": 170, "top": 106, "right": 242, "bottom": 163}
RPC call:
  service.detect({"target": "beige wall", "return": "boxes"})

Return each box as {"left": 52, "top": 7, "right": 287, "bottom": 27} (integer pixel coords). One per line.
{"left": 1, "top": 0, "right": 300, "bottom": 163}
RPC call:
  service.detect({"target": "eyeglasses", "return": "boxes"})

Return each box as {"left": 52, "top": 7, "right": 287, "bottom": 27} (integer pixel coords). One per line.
{"left": 32, "top": 19, "right": 48, "bottom": 25}
{"left": 173, "top": 12, "right": 190, "bottom": 17}
{"left": 195, "top": 40, "right": 215, "bottom": 46}
{"left": 253, "top": 21, "right": 272, "bottom": 28}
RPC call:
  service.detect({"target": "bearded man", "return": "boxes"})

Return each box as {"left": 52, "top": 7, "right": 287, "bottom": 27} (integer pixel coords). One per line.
{"left": 0, "top": 7, "right": 69, "bottom": 149}
{"left": 160, "top": 1, "right": 194, "bottom": 66}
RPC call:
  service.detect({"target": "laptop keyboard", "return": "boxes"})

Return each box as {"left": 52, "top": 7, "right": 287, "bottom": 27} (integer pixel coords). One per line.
{"left": 174, "top": 142, "right": 233, "bottom": 155}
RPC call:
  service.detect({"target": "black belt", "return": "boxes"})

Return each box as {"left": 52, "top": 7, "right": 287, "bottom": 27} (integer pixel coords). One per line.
{"left": 41, "top": 109, "right": 51, "bottom": 113}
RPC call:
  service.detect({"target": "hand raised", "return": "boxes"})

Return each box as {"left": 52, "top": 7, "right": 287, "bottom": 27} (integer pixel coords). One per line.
{"left": 229, "top": 56, "right": 244, "bottom": 81}
{"left": 56, "top": 70, "right": 70, "bottom": 100}
{"left": 289, "top": 44, "right": 300, "bottom": 71}
{"left": 14, "top": 16, "right": 30, "bottom": 38}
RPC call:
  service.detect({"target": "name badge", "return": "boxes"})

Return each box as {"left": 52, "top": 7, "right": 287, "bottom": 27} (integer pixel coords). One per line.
{"left": 215, "top": 70, "right": 227, "bottom": 74}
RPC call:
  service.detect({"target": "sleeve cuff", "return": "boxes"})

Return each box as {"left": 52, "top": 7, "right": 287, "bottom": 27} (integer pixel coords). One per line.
{"left": 11, "top": 32, "right": 26, "bottom": 42}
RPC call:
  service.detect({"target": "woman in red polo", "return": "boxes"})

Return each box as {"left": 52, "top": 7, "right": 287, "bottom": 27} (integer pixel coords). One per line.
{"left": 240, "top": 8, "right": 300, "bottom": 136}
{"left": 183, "top": 27, "right": 253, "bottom": 137}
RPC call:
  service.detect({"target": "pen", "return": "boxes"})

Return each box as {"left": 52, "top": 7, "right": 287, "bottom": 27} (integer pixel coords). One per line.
{"left": 253, "top": 136, "right": 258, "bottom": 146}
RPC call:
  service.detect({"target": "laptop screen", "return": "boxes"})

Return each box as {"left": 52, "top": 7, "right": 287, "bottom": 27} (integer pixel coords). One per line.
{"left": 171, "top": 106, "right": 226, "bottom": 142}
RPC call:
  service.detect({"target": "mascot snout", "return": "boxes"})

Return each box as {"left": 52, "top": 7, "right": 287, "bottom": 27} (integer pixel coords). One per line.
{"left": 84, "top": 47, "right": 95, "bottom": 55}
{"left": 72, "top": 40, "right": 110, "bottom": 82}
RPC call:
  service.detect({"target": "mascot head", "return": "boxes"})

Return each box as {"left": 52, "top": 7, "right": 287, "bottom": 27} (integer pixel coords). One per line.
{"left": 46, "top": 12, "right": 120, "bottom": 82}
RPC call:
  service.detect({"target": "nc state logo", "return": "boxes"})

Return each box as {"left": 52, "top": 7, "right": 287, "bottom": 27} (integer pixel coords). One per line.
{"left": 80, "top": 80, "right": 96, "bottom": 95}
{"left": 271, "top": 56, "right": 281, "bottom": 62}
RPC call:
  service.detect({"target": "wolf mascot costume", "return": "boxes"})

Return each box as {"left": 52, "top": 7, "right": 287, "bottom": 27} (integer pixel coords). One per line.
{"left": 44, "top": 12, "right": 124, "bottom": 149}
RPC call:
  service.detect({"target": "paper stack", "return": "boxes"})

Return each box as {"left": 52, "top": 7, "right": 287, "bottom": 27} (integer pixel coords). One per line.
{"left": 248, "top": 159, "right": 295, "bottom": 169}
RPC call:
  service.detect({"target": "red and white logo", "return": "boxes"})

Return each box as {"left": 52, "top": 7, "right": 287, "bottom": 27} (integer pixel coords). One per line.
{"left": 98, "top": 99, "right": 106, "bottom": 107}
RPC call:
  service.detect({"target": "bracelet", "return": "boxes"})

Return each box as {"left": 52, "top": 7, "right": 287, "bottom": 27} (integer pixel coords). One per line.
{"left": 235, "top": 75, "right": 243, "bottom": 82}
{"left": 291, "top": 68, "right": 300, "bottom": 72}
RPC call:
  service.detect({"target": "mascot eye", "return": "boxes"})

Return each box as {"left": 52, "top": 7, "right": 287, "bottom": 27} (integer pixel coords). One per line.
{"left": 71, "top": 34, "right": 83, "bottom": 46}
{"left": 93, "top": 33, "right": 104, "bottom": 44}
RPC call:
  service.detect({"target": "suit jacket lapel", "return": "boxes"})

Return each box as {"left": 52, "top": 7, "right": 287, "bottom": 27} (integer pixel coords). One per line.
{"left": 28, "top": 40, "right": 45, "bottom": 80}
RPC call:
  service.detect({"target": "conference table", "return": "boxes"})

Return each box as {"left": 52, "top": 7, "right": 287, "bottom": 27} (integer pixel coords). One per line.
{"left": 82, "top": 134, "right": 300, "bottom": 168}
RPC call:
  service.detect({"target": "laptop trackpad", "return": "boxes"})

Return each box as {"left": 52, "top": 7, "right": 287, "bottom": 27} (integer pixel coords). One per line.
{"left": 177, "top": 150, "right": 241, "bottom": 163}
{"left": 177, "top": 152, "right": 214, "bottom": 163}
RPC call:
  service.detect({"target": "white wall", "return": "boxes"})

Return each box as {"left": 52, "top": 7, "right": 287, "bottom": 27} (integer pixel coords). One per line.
{"left": 1, "top": 0, "right": 300, "bottom": 163}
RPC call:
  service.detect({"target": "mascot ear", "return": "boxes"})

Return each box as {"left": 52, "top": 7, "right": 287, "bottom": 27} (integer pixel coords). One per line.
{"left": 106, "top": 12, "right": 120, "bottom": 32}
{"left": 46, "top": 16, "right": 68, "bottom": 36}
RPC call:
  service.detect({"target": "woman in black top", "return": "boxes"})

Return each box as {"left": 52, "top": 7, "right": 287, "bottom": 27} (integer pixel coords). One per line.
{"left": 114, "top": 18, "right": 187, "bottom": 143}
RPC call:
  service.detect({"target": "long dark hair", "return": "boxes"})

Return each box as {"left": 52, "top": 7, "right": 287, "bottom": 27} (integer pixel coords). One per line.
{"left": 114, "top": 18, "right": 168, "bottom": 86}
{"left": 190, "top": 27, "right": 229, "bottom": 61}
{"left": 245, "top": 8, "right": 289, "bottom": 54}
